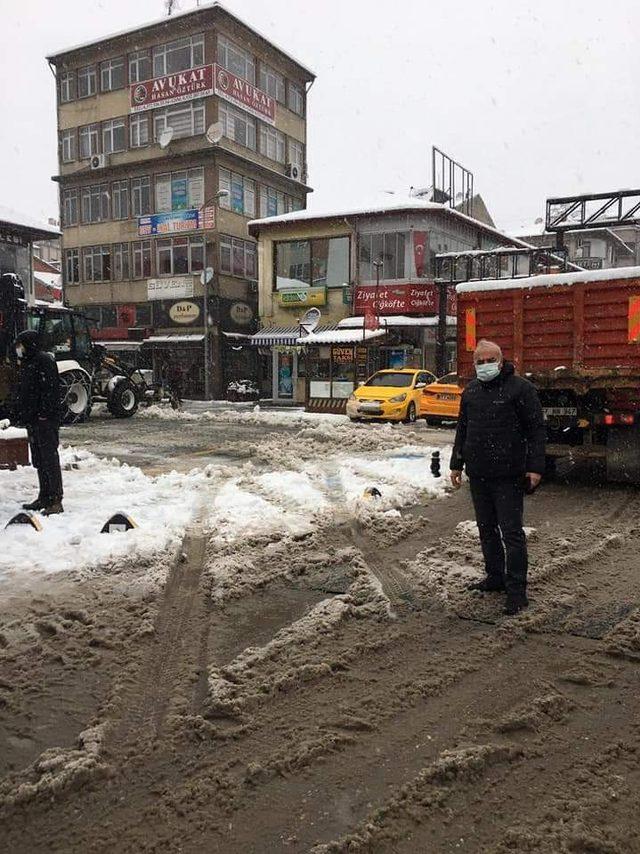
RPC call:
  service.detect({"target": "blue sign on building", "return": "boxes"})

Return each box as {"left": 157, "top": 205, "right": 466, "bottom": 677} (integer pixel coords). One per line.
{"left": 138, "top": 209, "right": 200, "bottom": 236}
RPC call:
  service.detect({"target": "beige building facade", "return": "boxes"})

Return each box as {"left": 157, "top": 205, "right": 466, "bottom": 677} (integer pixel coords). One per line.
{"left": 48, "top": 2, "right": 314, "bottom": 398}
{"left": 248, "top": 198, "right": 524, "bottom": 409}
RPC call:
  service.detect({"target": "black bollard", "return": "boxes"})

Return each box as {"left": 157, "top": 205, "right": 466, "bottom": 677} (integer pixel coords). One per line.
{"left": 430, "top": 450, "right": 441, "bottom": 478}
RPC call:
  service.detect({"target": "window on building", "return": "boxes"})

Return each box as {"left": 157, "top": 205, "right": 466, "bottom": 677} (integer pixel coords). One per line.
{"left": 153, "top": 99, "right": 205, "bottom": 141}
{"left": 61, "top": 129, "right": 77, "bottom": 163}
{"left": 62, "top": 189, "right": 78, "bottom": 226}
{"left": 259, "top": 185, "right": 288, "bottom": 218}
{"left": 220, "top": 236, "right": 257, "bottom": 279}
{"left": 154, "top": 168, "right": 204, "bottom": 213}
{"left": 129, "top": 50, "right": 151, "bottom": 83}
{"left": 79, "top": 124, "right": 100, "bottom": 159}
{"left": 81, "top": 184, "right": 110, "bottom": 223}
{"left": 59, "top": 71, "right": 76, "bottom": 103}
{"left": 112, "top": 243, "right": 130, "bottom": 281}
{"left": 312, "top": 237, "right": 350, "bottom": 287}
{"left": 359, "top": 232, "right": 406, "bottom": 281}
{"left": 259, "top": 64, "right": 285, "bottom": 102}
{"left": 288, "top": 139, "right": 304, "bottom": 173}
{"left": 102, "top": 118, "right": 126, "bottom": 154}
{"left": 130, "top": 113, "right": 149, "bottom": 148}
{"left": 274, "top": 237, "right": 350, "bottom": 290}
{"left": 100, "top": 57, "right": 125, "bottom": 92}
{"left": 64, "top": 249, "right": 80, "bottom": 284}
{"left": 136, "top": 304, "right": 152, "bottom": 326}
{"left": 132, "top": 241, "right": 152, "bottom": 278}
{"left": 131, "top": 177, "right": 152, "bottom": 216}
{"left": 219, "top": 103, "right": 256, "bottom": 150}
{"left": 111, "top": 180, "right": 129, "bottom": 220}
{"left": 153, "top": 33, "right": 204, "bottom": 77}
{"left": 156, "top": 236, "right": 204, "bottom": 275}
{"left": 288, "top": 82, "right": 305, "bottom": 116}
{"left": 275, "top": 240, "right": 311, "bottom": 289}
{"left": 219, "top": 169, "right": 255, "bottom": 217}
{"left": 259, "top": 124, "right": 286, "bottom": 163}
{"left": 82, "top": 245, "right": 111, "bottom": 282}
{"left": 217, "top": 35, "right": 255, "bottom": 83}
{"left": 77, "top": 65, "right": 97, "bottom": 98}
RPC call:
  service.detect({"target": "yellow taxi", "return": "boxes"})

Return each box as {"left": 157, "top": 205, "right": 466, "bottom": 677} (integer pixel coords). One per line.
{"left": 420, "top": 372, "right": 463, "bottom": 424}
{"left": 347, "top": 368, "right": 436, "bottom": 423}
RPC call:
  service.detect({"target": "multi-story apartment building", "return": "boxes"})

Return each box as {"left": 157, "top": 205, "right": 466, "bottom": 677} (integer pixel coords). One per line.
{"left": 47, "top": 2, "right": 314, "bottom": 398}
{"left": 506, "top": 217, "right": 640, "bottom": 271}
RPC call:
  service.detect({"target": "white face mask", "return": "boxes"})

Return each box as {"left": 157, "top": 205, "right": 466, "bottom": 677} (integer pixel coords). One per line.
{"left": 475, "top": 361, "right": 501, "bottom": 382}
{"left": 15, "top": 344, "right": 25, "bottom": 360}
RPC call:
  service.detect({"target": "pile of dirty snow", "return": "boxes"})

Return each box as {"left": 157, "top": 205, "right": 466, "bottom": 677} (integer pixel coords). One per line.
{"left": 0, "top": 447, "right": 207, "bottom": 578}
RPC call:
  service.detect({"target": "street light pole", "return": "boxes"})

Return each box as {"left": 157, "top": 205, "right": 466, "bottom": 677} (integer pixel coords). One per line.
{"left": 199, "top": 189, "right": 229, "bottom": 400}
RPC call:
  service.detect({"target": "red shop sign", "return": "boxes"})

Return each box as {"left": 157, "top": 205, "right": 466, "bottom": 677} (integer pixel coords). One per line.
{"left": 355, "top": 283, "right": 458, "bottom": 317}
{"left": 213, "top": 64, "right": 276, "bottom": 125}
{"left": 130, "top": 64, "right": 215, "bottom": 113}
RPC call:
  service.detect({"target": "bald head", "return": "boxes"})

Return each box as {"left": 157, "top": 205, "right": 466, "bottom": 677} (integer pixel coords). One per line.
{"left": 474, "top": 339, "right": 503, "bottom": 366}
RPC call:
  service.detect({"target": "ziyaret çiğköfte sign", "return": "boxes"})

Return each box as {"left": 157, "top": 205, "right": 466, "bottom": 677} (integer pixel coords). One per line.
{"left": 354, "top": 283, "right": 457, "bottom": 315}
{"left": 129, "top": 64, "right": 275, "bottom": 124}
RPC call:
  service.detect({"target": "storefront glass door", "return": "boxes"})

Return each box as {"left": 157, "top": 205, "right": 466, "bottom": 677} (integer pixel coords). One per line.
{"left": 273, "top": 349, "right": 297, "bottom": 401}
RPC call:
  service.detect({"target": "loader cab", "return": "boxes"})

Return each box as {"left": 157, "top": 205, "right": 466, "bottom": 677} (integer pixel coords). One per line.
{"left": 27, "top": 307, "right": 94, "bottom": 365}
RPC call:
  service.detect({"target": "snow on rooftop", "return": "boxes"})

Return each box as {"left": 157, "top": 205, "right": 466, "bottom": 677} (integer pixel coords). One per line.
{"left": 0, "top": 205, "right": 60, "bottom": 237}
{"left": 456, "top": 264, "right": 640, "bottom": 294}
{"left": 500, "top": 216, "right": 548, "bottom": 238}
{"left": 338, "top": 315, "right": 457, "bottom": 328}
{"left": 46, "top": 1, "right": 315, "bottom": 77}
{"left": 248, "top": 192, "right": 535, "bottom": 250}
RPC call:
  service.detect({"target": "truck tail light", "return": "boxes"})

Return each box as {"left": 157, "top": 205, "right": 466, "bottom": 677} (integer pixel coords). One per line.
{"left": 600, "top": 413, "right": 635, "bottom": 426}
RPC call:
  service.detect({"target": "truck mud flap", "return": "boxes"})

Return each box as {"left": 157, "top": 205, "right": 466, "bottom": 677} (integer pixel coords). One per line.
{"left": 606, "top": 425, "right": 640, "bottom": 484}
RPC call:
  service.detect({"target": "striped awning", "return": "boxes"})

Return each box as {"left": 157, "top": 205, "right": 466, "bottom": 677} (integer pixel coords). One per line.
{"left": 251, "top": 324, "right": 339, "bottom": 346}
{"left": 251, "top": 325, "right": 300, "bottom": 346}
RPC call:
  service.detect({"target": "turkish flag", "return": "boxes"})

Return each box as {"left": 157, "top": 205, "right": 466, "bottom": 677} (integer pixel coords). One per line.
{"left": 117, "top": 304, "right": 136, "bottom": 327}
{"left": 413, "top": 231, "right": 428, "bottom": 277}
{"left": 364, "top": 301, "right": 379, "bottom": 331}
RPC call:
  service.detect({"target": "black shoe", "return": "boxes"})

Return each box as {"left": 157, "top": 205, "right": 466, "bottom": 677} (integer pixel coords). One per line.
{"left": 503, "top": 595, "right": 529, "bottom": 616}
{"left": 22, "top": 498, "right": 45, "bottom": 511}
{"left": 467, "top": 578, "right": 506, "bottom": 593}
{"left": 41, "top": 501, "right": 64, "bottom": 516}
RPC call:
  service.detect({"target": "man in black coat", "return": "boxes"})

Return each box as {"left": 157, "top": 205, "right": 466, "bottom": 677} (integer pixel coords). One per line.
{"left": 450, "top": 339, "right": 545, "bottom": 615}
{"left": 14, "top": 330, "right": 64, "bottom": 515}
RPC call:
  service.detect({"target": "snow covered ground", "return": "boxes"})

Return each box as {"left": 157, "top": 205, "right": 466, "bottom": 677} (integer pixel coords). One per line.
{"left": 0, "top": 447, "right": 206, "bottom": 579}
{"left": 0, "top": 409, "right": 451, "bottom": 581}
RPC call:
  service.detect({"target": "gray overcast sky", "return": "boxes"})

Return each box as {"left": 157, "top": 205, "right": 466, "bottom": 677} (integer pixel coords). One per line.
{"left": 2, "top": 0, "right": 639, "bottom": 231}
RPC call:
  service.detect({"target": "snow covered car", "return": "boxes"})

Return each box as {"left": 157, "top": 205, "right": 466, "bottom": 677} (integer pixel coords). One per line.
{"left": 420, "top": 373, "right": 463, "bottom": 425}
{"left": 347, "top": 369, "right": 436, "bottom": 423}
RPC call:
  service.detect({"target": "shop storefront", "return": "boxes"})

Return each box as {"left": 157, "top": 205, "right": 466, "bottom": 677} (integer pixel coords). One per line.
{"left": 298, "top": 328, "right": 386, "bottom": 412}
{"left": 143, "top": 334, "right": 206, "bottom": 399}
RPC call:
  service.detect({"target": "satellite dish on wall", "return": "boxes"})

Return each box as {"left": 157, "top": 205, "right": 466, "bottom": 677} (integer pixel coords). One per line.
{"left": 206, "top": 122, "right": 224, "bottom": 144}
{"left": 158, "top": 128, "right": 174, "bottom": 149}
{"left": 299, "top": 307, "right": 321, "bottom": 335}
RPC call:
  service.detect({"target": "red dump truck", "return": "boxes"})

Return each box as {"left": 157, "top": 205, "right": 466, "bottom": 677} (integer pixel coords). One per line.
{"left": 456, "top": 266, "right": 640, "bottom": 483}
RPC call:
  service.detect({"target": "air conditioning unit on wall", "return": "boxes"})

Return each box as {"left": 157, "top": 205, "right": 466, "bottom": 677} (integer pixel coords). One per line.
{"left": 285, "top": 162, "right": 303, "bottom": 182}
{"left": 90, "top": 153, "right": 108, "bottom": 170}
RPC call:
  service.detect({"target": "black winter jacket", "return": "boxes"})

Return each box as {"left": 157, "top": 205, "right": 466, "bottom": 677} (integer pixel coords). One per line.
{"left": 16, "top": 351, "right": 61, "bottom": 426}
{"left": 450, "top": 361, "right": 545, "bottom": 478}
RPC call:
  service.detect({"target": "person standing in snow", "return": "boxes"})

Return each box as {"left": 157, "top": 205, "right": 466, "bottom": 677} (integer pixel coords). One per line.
{"left": 13, "top": 330, "right": 64, "bottom": 515}
{"left": 449, "top": 339, "right": 545, "bottom": 615}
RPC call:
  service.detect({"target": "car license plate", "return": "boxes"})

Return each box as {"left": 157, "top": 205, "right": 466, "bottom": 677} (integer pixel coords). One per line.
{"left": 359, "top": 401, "right": 383, "bottom": 413}
{"left": 438, "top": 393, "right": 456, "bottom": 401}
{"left": 543, "top": 407, "right": 577, "bottom": 417}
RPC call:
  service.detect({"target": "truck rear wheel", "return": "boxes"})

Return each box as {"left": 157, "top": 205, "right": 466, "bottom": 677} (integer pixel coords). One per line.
{"left": 107, "top": 379, "right": 139, "bottom": 418}
{"left": 606, "top": 426, "right": 640, "bottom": 483}
{"left": 59, "top": 369, "right": 92, "bottom": 425}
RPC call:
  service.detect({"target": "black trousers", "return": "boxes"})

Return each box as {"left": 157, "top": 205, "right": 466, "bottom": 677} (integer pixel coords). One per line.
{"left": 27, "top": 420, "right": 63, "bottom": 504}
{"left": 468, "top": 476, "right": 527, "bottom": 595}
